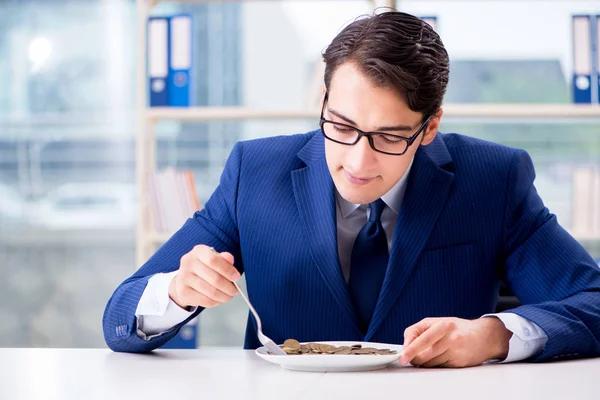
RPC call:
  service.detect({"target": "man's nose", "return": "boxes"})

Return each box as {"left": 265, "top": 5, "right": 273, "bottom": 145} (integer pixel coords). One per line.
{"left": 347, "top": 136, "right": 377, "bottom": 171}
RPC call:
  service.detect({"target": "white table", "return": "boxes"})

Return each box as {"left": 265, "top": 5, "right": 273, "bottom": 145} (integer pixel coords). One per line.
{"left": 1, "top": 348, "right": 599, "bottom": 400}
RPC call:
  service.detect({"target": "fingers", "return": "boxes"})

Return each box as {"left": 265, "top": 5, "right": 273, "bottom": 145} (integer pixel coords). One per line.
{"left": 409, "top": 334, "right": 453, "bottom": 367}
{"left": 401, "top": 318, "right": 492, "bottom": 368}
{"left": 401, "top": 319, "right": 454, "bottom": 365}
{"left": 184, "top": 273, "right": 234, "bottom": 303}
{"left": 419, "top": 350, "right": 452, "bottom": 368}
{"left": 192, "top": 260, "right": 239, "bottom": 297}
{"left": 173, "top": 279, "right": 222, "bottom": 308}
{"left": 195, "top": 246, "right": 240, "bottom": 282}
{"left": 403, "top": 318, "right": 434, "bottom": 347}
{"left": 172, "top": 245, "right": 241, "bottom": 308}
{"left": 219, "top": 251, "right": 235, "bottom": 266}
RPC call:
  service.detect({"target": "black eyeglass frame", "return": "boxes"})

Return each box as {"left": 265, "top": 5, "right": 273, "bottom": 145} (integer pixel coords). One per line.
{"left": 319, "top": 92, "right": 433, "bottom": 156}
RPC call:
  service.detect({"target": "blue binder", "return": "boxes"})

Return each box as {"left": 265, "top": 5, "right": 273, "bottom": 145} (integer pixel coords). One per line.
{"left": 161, "top": 319, "right": 198, "bottom": 349}
{"left": 596, "top": 15, "right": 600, "bottom": 103}
{"left": 147, "top": 17, "right": 170, "bottom": 107}
{"left": 572, "top": 15, "right": 593, "bottom": 104}
{"left": 168, "top": 14, "right": 193, "bottom": 107}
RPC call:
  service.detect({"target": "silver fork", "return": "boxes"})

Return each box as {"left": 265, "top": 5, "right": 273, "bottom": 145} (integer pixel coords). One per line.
{"left": 208, "top": 247, "right": 286, "bottom": 356}
{"left": 232, "top": 280, "right": 287, "bottom": 356}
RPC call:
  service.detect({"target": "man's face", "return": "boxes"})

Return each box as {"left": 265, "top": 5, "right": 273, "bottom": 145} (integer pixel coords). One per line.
{"left": 323, "top": 62, "right": 441, "bottom": 205}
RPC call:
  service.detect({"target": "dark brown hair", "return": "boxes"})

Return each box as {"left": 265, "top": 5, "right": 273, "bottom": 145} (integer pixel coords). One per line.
{"left": 322, "top": 11, "right": 449, "bottom": 120}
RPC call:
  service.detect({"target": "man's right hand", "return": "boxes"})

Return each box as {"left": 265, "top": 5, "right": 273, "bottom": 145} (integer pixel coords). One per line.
{"left": 168, "top": 245, "right": 240, "bottom": 309}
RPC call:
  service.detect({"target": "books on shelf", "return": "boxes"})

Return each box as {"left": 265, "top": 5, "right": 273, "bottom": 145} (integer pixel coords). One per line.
{"left": 147, "top": 167, "right": 201, "bottom": 234}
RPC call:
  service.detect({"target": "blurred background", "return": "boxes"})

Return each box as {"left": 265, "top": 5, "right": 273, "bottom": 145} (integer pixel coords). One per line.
{"left": 0, "top": 0, "right": 599, "bottom": 349}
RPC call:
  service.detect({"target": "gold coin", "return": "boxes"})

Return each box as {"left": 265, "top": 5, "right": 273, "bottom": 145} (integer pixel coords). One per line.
{"left": 319, "top": 344, "right": 336, "bottom": 353}
{"left": 332, "top": 346, "right": 351, "bottom": 353}
{"left": 361, "top": 347, "right": 378, "bottom": 353}
{"left": 283, "top": 339, "right": 300, "bottom": 351}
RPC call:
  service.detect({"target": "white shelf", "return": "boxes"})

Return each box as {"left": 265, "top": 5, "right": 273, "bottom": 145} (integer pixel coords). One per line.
{"left": 442, "top": 103, "right": 600, "bottom": 118}
{"left": 145, "top": 104, "right": 600, "bottom": 122}
{"left": 146, "top": 107, "right": 317, "bottom": 121}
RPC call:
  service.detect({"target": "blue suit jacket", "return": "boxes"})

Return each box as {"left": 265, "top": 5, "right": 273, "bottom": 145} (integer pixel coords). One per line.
{"left": 103, "top": 131, "right": 600, "bottom": 362}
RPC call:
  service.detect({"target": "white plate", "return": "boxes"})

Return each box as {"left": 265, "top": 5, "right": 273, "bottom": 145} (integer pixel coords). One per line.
{"left": 255, "top": 341, "right": 403, "bottom": 372}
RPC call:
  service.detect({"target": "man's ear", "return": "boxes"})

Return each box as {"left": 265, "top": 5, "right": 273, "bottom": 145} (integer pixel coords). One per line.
{"left": 420, "top": 109, "right": 443, "bottom": 146}
{"left": 319, "top": 85, "right": 327, "bottom": 110}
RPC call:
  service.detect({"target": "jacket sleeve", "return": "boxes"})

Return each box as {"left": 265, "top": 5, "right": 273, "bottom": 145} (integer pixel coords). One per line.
{"left": 102, "top": 142, "right": 245, "bottom": 352}
{"left": 500, "top": 149, "right": 600, "bottom": 362}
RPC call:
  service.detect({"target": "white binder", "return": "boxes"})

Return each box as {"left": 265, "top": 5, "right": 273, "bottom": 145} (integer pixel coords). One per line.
{"left": 572, "top": 15, "right": 593, "bottom": 103}
{"left": 148, "top": 17, "right": 169, "bottom": 106}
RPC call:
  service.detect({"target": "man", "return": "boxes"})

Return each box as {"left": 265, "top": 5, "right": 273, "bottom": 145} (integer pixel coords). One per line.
{"left": 103, "top": 11, "right": 600, "bottom": 367}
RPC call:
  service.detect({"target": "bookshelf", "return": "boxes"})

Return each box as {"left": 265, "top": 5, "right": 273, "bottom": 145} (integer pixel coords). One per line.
{"left": 136, "top": 0, "right": 600, "bottom": 267}
{"left": 135, "top": 0, "right": 394, "bottom": 266}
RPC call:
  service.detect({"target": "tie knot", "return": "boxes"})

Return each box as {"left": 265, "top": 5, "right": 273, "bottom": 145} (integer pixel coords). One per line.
{"left": 368, "top": 199, "right": 386, "bottom": 222}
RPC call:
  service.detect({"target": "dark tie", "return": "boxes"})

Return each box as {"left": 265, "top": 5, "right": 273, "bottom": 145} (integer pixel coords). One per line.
{"left": 348, "top": 199, "right": 389, "bottom": 334}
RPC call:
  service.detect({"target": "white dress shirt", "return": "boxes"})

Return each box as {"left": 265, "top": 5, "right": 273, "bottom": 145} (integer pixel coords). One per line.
{"left": 136, "top": 162, "right": 548, "bottom": 362}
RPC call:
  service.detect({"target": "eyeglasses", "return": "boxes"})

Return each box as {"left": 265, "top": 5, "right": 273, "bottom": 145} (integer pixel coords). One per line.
{"left": 319, "top": 92, "right": 432, "bottom": 156}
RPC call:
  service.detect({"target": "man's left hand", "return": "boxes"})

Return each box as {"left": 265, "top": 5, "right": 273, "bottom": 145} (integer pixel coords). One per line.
{"left": 400, "top": 317, "right": 512, "bottom": 368}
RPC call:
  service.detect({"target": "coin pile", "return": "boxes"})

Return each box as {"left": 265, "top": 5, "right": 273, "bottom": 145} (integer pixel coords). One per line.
{"left": 278, "top": 339, "right": 397, "bottom": 356}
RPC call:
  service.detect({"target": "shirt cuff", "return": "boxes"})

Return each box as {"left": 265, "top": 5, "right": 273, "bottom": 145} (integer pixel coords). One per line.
{"left": 482, "top": 313, "right": 548, "bottom": 363}
{"left": 135, "top": 271, "right": 197, "bottom": 340}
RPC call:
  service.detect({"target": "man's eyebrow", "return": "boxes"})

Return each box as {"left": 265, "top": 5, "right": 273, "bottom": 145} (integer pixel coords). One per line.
{"left": 327, "top": 107, "right": 415, "bottom": 132}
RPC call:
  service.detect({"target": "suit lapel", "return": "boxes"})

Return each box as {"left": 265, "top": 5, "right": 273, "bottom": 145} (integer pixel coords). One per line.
{"left": 366, "top": 134, "right": 455, "bottom": 340}
{"left": 291, "top": 133, "right": 362, "bottom": 335}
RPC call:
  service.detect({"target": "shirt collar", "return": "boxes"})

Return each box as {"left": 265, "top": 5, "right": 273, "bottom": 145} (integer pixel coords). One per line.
{"left": 336, "top": 158, "right": 414, "bottom": 218}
